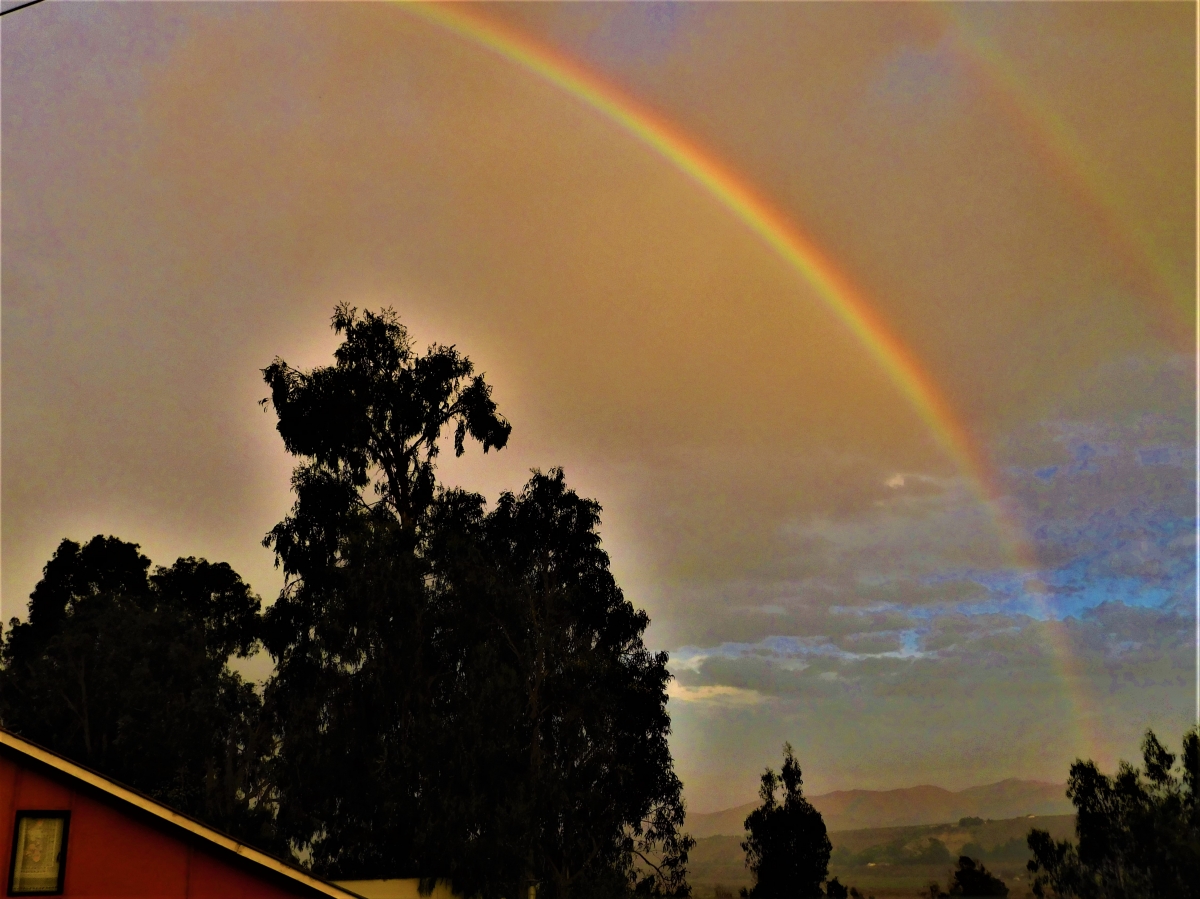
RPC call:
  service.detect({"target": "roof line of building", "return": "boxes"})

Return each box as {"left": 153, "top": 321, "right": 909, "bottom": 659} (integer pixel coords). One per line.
{"left": 0, "top": 728, "right": 363, "bottom": 899}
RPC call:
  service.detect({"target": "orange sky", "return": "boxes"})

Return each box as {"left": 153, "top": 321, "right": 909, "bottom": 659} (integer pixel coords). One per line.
{"left": 2, "top": 1, "right": 1194, "bottom": 810}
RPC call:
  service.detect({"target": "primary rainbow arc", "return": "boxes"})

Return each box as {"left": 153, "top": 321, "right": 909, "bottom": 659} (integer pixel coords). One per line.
{"left": 410, "top": 3, "right": 990, "bottom": 501}
{"left": 404, "top": 2, "right": 1103, "bottom": 758}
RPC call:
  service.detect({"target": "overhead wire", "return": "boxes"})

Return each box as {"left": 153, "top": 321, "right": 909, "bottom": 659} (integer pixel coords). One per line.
{"left": 0, "top": 0, "right": 47, "bottom": 18}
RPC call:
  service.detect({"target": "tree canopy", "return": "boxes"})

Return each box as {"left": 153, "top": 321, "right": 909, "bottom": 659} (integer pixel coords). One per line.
{"left": 261, "top": 303, "right": 510, "bottom": 535}
{"left": 1, "top": 306, "right": 692, "bottom": 897}
{"left": 0, "top": 536, "right": 272, "bottom": 844}
{"left": 1026, "top": 727, "right": 1200, "bottom": 899}
{"left": 260, "top": 305, "right": 691, "bottom": 898}
{"left": 257, "top": 305, "right": 512, "bottom": 876}
{"left": 740, "top": 743, "right": 832, "bottom": 899}
{"left": 927, "top": 857, "right": 1009, "bottom": 898}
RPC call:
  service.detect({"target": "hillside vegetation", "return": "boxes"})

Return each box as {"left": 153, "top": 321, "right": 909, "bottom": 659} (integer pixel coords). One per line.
{"left": 687, "top": 780, "right": 1072, "bottom": 837}
{"left": 688, "top": 814, "right": 1075, "bottom": 899}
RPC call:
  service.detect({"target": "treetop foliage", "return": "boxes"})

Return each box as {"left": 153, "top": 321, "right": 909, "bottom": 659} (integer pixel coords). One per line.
{"left": 258, "top": 306, "right": 691, "bottom": 899}
{"left": 0, "top": 536, "right": 273, "bottom": 845}
{"left": 740, "top": 743, "right": 832, "bottom": 899}
{"left": 261, "top": 303, "right": 510, "bottom": 535}
{"left": 926, "top": 856, "right": 1009, "bottom": 898}
{"left": 1026, "top": 727, "right": 1199, "bottom": 899}
{"left": 1, "top": 306, "right": 692, "bottom": 899}
{"left": 824, "top": 878, "right": 849, "bottom": 899}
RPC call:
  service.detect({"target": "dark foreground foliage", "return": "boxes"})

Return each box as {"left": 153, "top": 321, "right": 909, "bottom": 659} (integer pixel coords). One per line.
{"left": 1026, "top": 728, "right": 1200, "bottom": 899}
{"left": 824, "top": 877, "right": 849, "bottom": 899}
{"left": 740, "top": 743, "right": 833, "bottom": 899}
{"left": 0, "top": 306, "right": 693, "bottom": 899}
{"left": 927, "top": 856, "right": 1009, "bottom": 897}
{"left": 0, "top": 537, "right": 274, "bottom": 846}
{"left": 260, "top": 305, "right": 692, "bottom": 899}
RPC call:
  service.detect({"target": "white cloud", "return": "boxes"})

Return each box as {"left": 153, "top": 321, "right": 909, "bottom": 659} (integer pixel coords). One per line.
{"left": 668, "top": 683, "right": 767, "bottom": 706}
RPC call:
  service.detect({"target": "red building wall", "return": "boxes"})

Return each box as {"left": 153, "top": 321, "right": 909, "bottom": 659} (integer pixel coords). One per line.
{"left": 0, "top": 753, "right": 316, "bottom": 899}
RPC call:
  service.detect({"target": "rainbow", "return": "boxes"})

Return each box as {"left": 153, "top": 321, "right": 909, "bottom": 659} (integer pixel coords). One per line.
{"left": 406, "top": 4, "right": 1006, "bottom": 512}
{"left": 926, "top": 5, "right": 1181, "bottom": 753}
{"left": 403, "top": 3, "right": 1106, "bottom": 758}
{"left": 933, "top": 6, "right": 1192, "bottom": 347}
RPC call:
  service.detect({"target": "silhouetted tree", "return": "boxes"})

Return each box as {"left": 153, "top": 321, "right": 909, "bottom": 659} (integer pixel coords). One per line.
{"left": 1026, "top": 728, "right": 1200, "bottom": 899}
{"left": 740, "top": 743, "right": 832, "bottom": 899}
{"left": 261, "top": 306, "right": 692, "bottom": 898}
{"left": 425, "top": 471, "right": 693, "bottom": 899}
{"left": 0, "top": 536, "right": 272, "bottom": 844}
{"left": 946, "top": 856, "right": 1007, "bottom": 897}
{"left": 261, "top": 303, "right": 510, "bottom": 537}
{"left": 259, "top": 304, "right": 511, "bottom": 877}
{"left": 927, "top": 855, "right": 1009, "bottom": 899}
{"left": 911, "top": 840, "right": 953, "bottom": 866}
{"left": 824, "top": 877, "right": 848, "bottom": 899}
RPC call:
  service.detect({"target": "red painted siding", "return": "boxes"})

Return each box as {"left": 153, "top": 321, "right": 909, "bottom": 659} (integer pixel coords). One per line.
{"left": 0, "top": 754, "right": 310, "bottom": 898}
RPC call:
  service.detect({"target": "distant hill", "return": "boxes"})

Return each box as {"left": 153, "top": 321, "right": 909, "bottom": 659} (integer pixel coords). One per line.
{"left": 686, "top": 779, "right": 1071, "bottom": 836}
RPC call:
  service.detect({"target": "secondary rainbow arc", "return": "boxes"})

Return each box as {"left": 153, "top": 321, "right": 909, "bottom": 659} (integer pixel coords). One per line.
{"left": 933, "top": 5, "right": 1192, "bottom": 346}
{"left": 404, "top": 2, "right": 1102, "bottom": 758}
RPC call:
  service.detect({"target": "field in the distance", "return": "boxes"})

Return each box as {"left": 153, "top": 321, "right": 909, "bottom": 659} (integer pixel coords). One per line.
{"left": 687, "top": 814, "right": 1076, "bottom": 899}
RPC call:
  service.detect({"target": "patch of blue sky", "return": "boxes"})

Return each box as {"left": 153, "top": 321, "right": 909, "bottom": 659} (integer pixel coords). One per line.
{"left": 925, "top": 558, "right": 1184, "bottom": 620}
{"left": 908, "top": 494, "right": 1192, "bottom": 617}
{"left": 1067, "top": 443, "right": 1100, "bottom": 472}
{"left": 1137, "top": 446, "right": 1182, "bottom": 467}
{"left": 1012, "top": 441, "right": 1122, "bottom": 483}
{"left": 897, "top": 629, "right": 924, "bottom": 656}
{"left": 979, "top": 518, "right": 1182, "bottom": 578}
{"left": 981, "top": 445, "right": 1195, "bottom": 617}
{"left": 955, "top": 580, "right": 1173, "bottom": 621}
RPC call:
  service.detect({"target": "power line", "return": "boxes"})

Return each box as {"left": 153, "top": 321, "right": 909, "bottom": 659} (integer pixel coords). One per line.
{"left": 0, "top": 0, "right": 47, "bottom": 18}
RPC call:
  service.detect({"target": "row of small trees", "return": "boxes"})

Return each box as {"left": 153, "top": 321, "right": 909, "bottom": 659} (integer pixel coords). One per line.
{"left": 0, "top": 306, "right": 691, "bottom": 899}
{"left": 1026, "top": 729, "right": 1199, "bottom": 899}
{"left": 736, "top": 733, "right": 1200, "bottom": 899}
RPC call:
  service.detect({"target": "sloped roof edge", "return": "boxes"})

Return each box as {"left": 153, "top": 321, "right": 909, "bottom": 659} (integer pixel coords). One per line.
{"left": 0, "top": 728, "right": 363, "bottom": 899}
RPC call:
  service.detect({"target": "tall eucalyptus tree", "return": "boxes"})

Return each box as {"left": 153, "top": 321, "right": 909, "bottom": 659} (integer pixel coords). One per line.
{"left": 260, "top": 305, "right": 692, "bottom": 899}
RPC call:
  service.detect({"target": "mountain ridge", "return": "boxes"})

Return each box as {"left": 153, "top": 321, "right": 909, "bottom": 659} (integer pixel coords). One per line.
{"left": 686, "top": 778, "right": 1072, "bottom": 836}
